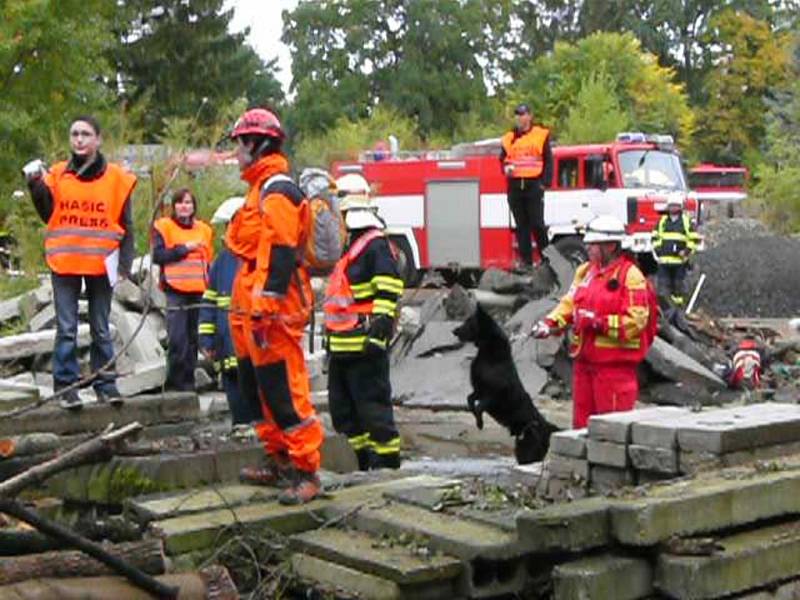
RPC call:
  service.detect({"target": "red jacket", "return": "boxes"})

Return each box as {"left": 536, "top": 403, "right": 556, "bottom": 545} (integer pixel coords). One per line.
{"left": 547, "top": 255, "right": 651, "bottom": 364}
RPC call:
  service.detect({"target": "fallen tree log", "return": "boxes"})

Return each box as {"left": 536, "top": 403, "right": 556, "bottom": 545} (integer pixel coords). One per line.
{"left": 0, "top": 422, "right": 141, "bottom": 497}
{"left": 0, "top": 498, "right": 178, "bottom": 599}
{"left": 0, "top": 539, "right": 166, "bottom": 585}
{"left": 0, "top": 433, "right": 61, "bottom": 459}
{"left": 0, "top": 565, "right": 238, "bottom": 600}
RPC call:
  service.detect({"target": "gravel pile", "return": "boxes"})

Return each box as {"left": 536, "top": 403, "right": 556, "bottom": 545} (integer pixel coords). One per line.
{"left": 699, "top": 217, "right": 771, "bottom": 249}
{"left": 690, "top": 235, "right": 800, "bottom": 318}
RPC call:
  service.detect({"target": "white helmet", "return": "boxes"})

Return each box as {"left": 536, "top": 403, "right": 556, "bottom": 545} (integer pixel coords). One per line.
{"left": 211, "top": 196, "right": 245, "bottom": 224}
{"left": 666, "top": 193, "right": 684, "bottom": 208}
{"left": 336, "top": 173, "right": 371, "bottom": 211}
{"left": 583, "top": 215, "right": 626, "bottom": 243}
{"left": 345, "top": 207, "right": 385, "bottom": 230}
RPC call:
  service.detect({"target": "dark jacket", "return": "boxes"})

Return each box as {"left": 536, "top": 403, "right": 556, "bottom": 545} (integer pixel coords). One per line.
{"left": 198, "top": 247, "right": 239, "bottom": 371}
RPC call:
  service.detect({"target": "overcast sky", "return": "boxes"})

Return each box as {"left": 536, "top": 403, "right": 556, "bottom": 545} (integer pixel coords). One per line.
{"left": 225, "top": 0, "right": 299, "bottom": 94}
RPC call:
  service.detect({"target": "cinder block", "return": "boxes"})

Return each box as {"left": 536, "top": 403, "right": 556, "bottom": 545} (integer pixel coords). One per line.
{"left": 547, "top": 454, "right": 589, "bottom": 480}
{"left": 589, "top": 407, "right": 690, "bottom": 443}
{"left": 554, "top": 554, "right": 652, "bottom": 600}
{"left": 590, "top": 465, "right": 636, "bottom": 494}
{"left": 550, "top": 429, "right": 588, "bottom": 458}
{"left": 587, "top": 439, "right": 629, "bottom": 468}
{"left": 628, "top": 444, "right": 679, "bottom": 475}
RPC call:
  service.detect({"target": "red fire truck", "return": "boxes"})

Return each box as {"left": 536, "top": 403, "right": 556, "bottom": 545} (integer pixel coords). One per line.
{"left": 688, "top": 163, "right": 747, "bottom": 218}
{"left": 332, "top": 132, "right": 699, "bottom": 284}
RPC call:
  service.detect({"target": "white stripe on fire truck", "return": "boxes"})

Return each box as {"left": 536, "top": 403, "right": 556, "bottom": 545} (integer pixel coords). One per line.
{"left": 373, "top": 195, "right": 425, "bottom": 228}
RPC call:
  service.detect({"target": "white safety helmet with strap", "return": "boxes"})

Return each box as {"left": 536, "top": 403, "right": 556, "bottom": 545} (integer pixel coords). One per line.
{"left": 211, "top": 196, "right": 245, "bottom": 224}
{"left": 582, "top": 215, "right": 627, "bottom": 244}
{"left": 344, "top": 207, "right": 385, "bottom": 230}
{"left": 336, "top": 173, "right": 371, "bottom": 212}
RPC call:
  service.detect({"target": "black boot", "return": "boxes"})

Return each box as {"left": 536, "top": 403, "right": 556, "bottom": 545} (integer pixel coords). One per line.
{"left": 355, "top": 448, "right": 372, "bottom": 471}
{"left": 370, "top": 452, "right": 401, "bottom": 470}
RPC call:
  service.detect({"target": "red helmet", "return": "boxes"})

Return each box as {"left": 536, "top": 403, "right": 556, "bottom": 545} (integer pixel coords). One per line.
{"left": 230, "top": 108, "right": 285, "bottom": 140}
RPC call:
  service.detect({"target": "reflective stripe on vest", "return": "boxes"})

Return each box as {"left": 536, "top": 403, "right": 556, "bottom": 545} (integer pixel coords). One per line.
{"left": 153, "top": 217, "right": 213, "bottom": 293}
{"left": 323, "top": 229, "right": 385, "bottom": 333}
{"left": 44, "top": 161, "right": 134, "bottom": 276}
{"left": 502, "top": 126, "right": 549, "bottom": 179}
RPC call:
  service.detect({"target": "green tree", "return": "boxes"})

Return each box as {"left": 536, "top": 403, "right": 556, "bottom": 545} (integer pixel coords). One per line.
{"left": 111, "top": 0, "right": 283, "bottom": 140}
{"left": 283, "top": 0, "right": 509, "bottom": 141}
{"left": 752, "top": 36, "right": 800, "bottom": 233}
{"left": 560, "top": 72, "right": 632, "bottom": 144}
{"left": 694, "top": 10, "right": 791, "bottom": 164}
{"left": 515, "top": 32, "right": 694, "bottom": 146}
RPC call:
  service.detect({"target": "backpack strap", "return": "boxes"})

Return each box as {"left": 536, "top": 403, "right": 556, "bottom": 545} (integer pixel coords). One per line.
{"left": 259, "top": 174, "right": 304, "bottom": 213}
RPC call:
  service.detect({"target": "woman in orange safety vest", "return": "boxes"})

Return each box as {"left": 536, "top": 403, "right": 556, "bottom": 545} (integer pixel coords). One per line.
{"left": 152, "top": 188, "right": 213, "bottom": 391}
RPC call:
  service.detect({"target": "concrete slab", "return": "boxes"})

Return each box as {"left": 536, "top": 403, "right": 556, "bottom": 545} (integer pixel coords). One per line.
{"left": 291, "top": 527, "right": 462, "bottom": 585}
{"left": 590, "top": 465, "right": 636, "bottom": 494}
{"left": 110, "top": 303, "right": 165, "bottom": 362}
{"left": 735, "top": 577, "right": 800, "bottom": 599}
{"left": 291, "top": 553, "right": 459, "bottom": 600}
{"left": 0, "top": 324, "right": 112, "bottom": 360}
{"left": 516, "top": 497, "right": 611, "bottom": 553}
{"left": 550, "top": 429, "right": 587, "bottom": 459}
{"left": 587, "top": 439, "right": 629, "bottom": 468}
{"left": 151, "top": 475, "right": 449, "bottom": 555}
{"left": 656, "top": 520, "right": 800, "bottom": 599}
{"left": 588, "top": 407, "right": 690, "bottom": 443}
{"left": 554, "top": 554, "right": 652, "bottom": 600}
{"left": 646, "top": 336, "right": 726, "bottom": 389}
{"left": 676, "top": 403, "right": 800, "bottom": 454}
{"left": 117, "top": 359, "right": 167, "bottom": 397}
{"left": 628, "top": 444, "right": 679, "bottom": 475}
{"left": 0, "top": 391, "right": 199, "bottom": 436}
{"left": 630, "top": 411, "right": 698, "bottom": 449}
{"left": 547, "top": 455, "right": 589, "bottom": 480}
{"left": 125, "top": 484, "right": 277, "bottom": 525}
{"left": 392, "top": 348, "right": 473, "bottom": 409}
{"left": 610, "top": 466, "right": 800, "bottom": 546}
{"left": 28, "top": 300, "right": 88, "bottom": 332}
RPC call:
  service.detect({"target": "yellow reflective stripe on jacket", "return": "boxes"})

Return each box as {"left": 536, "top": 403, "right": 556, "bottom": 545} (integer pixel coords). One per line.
{"left": 348, "top": 433, "right": 371, "bottom": 451}
{"left": 199, "top": 323, "right": 216, "bottom": 334}
{"left": 372, "top": 298, "right": 397, "bottom": 315}
{"left": 350, "top": 282, "right": 374, "bottom": 299}
{"left": 367, "top": 337, "right": 387, "bottom": 350}
{"left": 328, "top": 335, "right": 367, "bottom": 352}
{"left": 202, "top": 289, "right": 218, "bottom": 301}
{"left": 373, "top": 275, "right": 404, "bottom": 294}
{"left": 594, "top": 335, "right": 641, "bottom": 349}
{"left": 607, "top": 314, "right": 621, "bottom": 340}
{"left": 216, "top": 295, "right": 231, "bottom": 308}
{"left": 223, "top": 356, "right": 238, "bottom": 369}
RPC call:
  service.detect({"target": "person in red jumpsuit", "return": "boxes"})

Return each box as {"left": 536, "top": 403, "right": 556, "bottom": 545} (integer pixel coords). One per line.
{"left": 532, "top": 215, "right": 655, "bottom": 428}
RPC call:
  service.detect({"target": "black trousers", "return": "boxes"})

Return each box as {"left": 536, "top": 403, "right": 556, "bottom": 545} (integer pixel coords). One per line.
{"left": 328, "top": 351, "right": 399, "bottom": 465}
{"left": 656, "top": 264, "right": 688, "bottom": 306}
{"left": 165, "top": 291, "right": 201, "bottom": 391}
{"left": 508, "top": 178, "right": 548, "bottom": 265}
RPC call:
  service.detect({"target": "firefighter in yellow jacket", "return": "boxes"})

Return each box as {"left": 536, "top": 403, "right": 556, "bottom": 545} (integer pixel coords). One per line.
{"left": 324, "top": 174, "right": 404, "bottom": 470}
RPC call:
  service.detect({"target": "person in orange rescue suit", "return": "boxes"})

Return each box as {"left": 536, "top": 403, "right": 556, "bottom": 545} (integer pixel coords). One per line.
{"left": 23, "top": 115, "right": 136, "bottom": 410}
{"left": 227, "top": 107, "right": 323, "bottom": 505}
{"left": 324, "top": 174, "right": 404, "bottom": 470}
{"left": 531, "top": 216, "right": 656, "bottom": 428}
{"left": 499, "top": 103, "right": 553, "bottom": 271}
{"left": 152, "top": 188, "right": 213, "bottom": 392}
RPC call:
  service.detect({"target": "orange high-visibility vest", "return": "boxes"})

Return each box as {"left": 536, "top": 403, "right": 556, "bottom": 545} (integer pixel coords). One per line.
{"left": 323, "top": 229, "right": 384, "bottom": 332}
{"left": 44, "top": 161, "right": 136, "bottom": 276}
{"left": 153, "top": 217, "right": 213, "bottom": 293}
{"left": 501, "top": 126, "right": 549, "bottom": 179}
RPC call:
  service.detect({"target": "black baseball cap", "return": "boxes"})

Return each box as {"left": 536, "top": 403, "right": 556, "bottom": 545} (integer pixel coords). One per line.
{"left": 514, "top": 103, "right": 531, "bottom": 115}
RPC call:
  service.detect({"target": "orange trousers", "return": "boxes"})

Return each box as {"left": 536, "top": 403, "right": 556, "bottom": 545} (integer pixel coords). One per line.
{"left": 230, "top": 267, "right": 322, "bottom": 473}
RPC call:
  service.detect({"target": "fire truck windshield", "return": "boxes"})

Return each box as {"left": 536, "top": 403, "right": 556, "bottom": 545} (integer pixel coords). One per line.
{"left": 618, "top": 149, "right": 687, "bottom": 191}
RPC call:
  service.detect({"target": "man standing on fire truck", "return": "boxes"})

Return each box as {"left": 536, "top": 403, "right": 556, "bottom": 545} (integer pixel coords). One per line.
{"left": 227, "top": 108, "right": 324, "bottom": 505}
{"left": 500, "top": 103, "right": 553, "bottom": 271}
{"left": 531, "top": 216, "right": 656, "bottom": 428}
{"left": 324, "top": 174, "right": 404, "bottom": 470}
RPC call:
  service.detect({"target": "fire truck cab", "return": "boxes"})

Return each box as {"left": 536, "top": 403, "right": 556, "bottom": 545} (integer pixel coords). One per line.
{"left": 332, "top": 132, "right": 698, "bottom": 284}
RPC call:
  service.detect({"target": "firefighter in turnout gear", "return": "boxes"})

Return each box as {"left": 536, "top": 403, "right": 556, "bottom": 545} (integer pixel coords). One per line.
{"left": 153, "top": 188, "right": 214, "bottom": 392}
{"left": 531, "top": 216, "right": 657, "bottom": 428}
{"left": 651, "top": 195, "right": 700, "bottom": 317}
{"left": 499, "top": 103, "right": 553, "bottom": 270}
{"left": 227, "top": 108, "right": 323, "bottom": 505}
{"left": 199, "top": 197, "right": 262, "bottom": 433}
{"left": 324, "top": 174, "right": 404, "bottom": 470}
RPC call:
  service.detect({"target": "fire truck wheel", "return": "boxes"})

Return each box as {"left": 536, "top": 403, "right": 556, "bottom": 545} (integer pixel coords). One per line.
{"left": 389, "top": 235, "right": 422, "bottom": 288}
{"left": 553, "top": 236, "right": 588, "bottom": 267}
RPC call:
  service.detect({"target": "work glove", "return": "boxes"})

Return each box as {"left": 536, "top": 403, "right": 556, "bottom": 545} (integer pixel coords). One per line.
{"left": 503, "top": 164, "right": 515, "bottom": 176}
{"left": 531, "top": 320, "right": 553, "bottom": 339}
{"left": 21, "top": 159, "right": 46, "bottom": 181}
{"left": 573, "top": 309, "right": 605, "bottom": 335}
{"left": 365, "top": 315, "right": 393, "bottom": 356}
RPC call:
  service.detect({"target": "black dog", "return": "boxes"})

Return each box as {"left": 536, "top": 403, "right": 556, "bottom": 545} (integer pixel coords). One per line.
{"left": 453, "top": 305, "right": 559, "bottom": 464}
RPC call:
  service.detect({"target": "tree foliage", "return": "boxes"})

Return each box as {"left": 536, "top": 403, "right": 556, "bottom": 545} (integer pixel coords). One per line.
{"left": 111, "top": 0, "right": 283, "bottom": 140}
{"left": 694, "top": 10, "right": 791, "bottom": 164}
{"left": 515, "top": 32, "right": 694, "bottom": 145}
{"left": 560, "top": 71, "right": 632, "bottom": 144}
